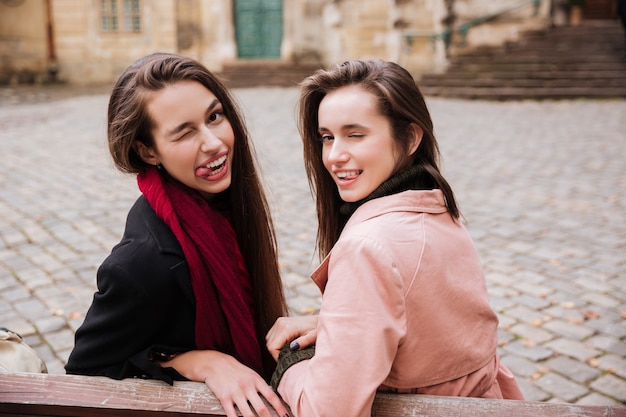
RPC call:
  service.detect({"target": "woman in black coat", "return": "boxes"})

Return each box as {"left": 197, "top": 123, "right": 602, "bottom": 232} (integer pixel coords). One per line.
{"left": 65, "top": 53, "right": 289, "bottom": 417}
{"left": 66, "top": 196, "right": 195, "bottom": 381}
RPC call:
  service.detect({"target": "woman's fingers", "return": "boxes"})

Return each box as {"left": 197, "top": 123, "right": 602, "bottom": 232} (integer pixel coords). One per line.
{"left": 258, "top": 383, "right": 290, "bottom": 417}
{"left": 266, "top": 315, "right": 319, "bottom": 360}
{"left": 195, "top": 352, "right": 289, "bottom": 417}
{"left": 230, "top": 385, "right": 289, "bottom": 417}
{"left": 217, "top": 397, "right": 240, "bottom": 417}
{"left": 290, "top": 328, "right": 318, "bottom": 351}
{"left": 234, "top": 396, "right": 256, "bottom": 417}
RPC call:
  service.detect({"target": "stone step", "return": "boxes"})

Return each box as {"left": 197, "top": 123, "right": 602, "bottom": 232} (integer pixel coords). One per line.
{"left": 420, "top": 20, "right": 626, "bottom": 99}
{"left": 420, "top": 75, "right": 626, "bottom": 88}
{"left": 452, "top": 52, "right": 623, "bottom": 63}
{"left": 419, "top": 85, "right": 626, "bottom": 100}
{"left": 218, "top": 61, "right": 321, "bottom": 88}
{"left": 446, "top": 62, "right": 626, "bottom": 71}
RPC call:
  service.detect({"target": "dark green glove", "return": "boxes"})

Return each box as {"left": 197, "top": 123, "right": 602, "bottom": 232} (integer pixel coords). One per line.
{"left": 270, "top": 343, "right": 315, "bottom": 391}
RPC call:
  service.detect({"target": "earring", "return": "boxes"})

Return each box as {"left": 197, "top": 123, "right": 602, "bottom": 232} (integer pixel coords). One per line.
{"left": 157, "top": 163, "right": 163, "bottom": 170}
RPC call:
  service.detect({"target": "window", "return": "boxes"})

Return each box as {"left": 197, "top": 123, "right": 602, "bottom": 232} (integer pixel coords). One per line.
{"left": 101, "top": 0, "right": 141, "bottom": 32}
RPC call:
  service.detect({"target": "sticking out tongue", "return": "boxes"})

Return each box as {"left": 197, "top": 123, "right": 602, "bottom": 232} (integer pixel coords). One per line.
{"left": 195, "top": 157, "right": 226, "bottom": 178}
{"left": 342, "top": 173, "right": 360, "bottom": 181}
{"left": 196, "top": 164, "right": 224, "bottom": 178}
{"left": 195, "top": 166, "right": 214, "bottom": 177}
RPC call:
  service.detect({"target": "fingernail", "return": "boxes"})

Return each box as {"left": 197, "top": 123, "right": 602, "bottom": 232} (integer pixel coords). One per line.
{"left": 289, "top": 341, "right": 300, "bottom": 351}
{"left": 283, "top": 414, "right": 291, "bottom": 417}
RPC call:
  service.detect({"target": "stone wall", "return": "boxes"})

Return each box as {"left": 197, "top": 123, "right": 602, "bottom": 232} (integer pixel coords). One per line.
{"left": 50, "top": 0, "right": 178, "bottom": 85}
{"left": 0, "top": 0, "right": 48, "bottom": 84}
{"left": 0, "top": 0, "right": 552, "bottom": 85}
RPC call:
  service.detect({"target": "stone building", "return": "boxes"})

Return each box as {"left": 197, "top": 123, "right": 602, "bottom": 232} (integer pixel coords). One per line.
{"left": 0, "top": 0, "right": 618, "bottom": 85}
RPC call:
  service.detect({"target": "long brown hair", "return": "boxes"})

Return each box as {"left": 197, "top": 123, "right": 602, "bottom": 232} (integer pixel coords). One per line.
{"left": 298, "top": 59, "right": 460, "bottom": 259}
{"left": 107, "top": 53, "right": 287, "bottom": 346}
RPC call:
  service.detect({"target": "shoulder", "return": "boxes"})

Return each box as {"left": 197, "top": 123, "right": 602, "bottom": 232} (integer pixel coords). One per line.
{"left": 351, "top": 190, "right": 447, "bottom": 221}
{"left": 121, "top": 196, "right": 184, "bottom": 256}
{"left": 98, "top": 196, "right": 188, "bottom": 294}
{"left": 345, "top": 190, "right": 460, "bottom": 240}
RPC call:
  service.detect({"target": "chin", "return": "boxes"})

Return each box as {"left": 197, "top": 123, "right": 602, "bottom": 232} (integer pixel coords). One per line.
{"left": 339, "top": 193, "right": 362, "bottom": 203}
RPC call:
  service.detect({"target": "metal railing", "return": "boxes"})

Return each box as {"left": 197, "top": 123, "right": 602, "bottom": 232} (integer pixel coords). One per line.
{"left": 402, "top": 0, "right": 542, "bottom": 53}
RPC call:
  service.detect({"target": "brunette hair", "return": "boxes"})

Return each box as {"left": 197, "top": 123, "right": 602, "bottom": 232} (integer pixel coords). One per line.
{"left": 107, "top": 52, "right": 287, "bottom": 344}
{"left": 298, "top": 59, "right": 460, "bottom": 259}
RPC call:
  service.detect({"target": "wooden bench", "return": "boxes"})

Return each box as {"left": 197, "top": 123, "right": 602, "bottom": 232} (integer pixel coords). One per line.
{"left": 0, "top": 372, "right": 623, "bottom": 417}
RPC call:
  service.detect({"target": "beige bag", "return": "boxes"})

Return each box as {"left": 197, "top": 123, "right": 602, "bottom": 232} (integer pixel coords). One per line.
{"left": 0, "top": 327, "right": 47, "bottom": 373}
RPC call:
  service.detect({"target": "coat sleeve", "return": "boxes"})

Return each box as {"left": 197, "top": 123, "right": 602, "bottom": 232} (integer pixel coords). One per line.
{"left": 65, "top": 259, "right": 186, "bottom": 384}
{"left": 277, "top": 235, "right": 407, "bottom": 417}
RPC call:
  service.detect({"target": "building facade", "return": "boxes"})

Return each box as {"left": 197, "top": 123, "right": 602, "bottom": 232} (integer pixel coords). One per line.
{"left": 0, "top": 0, "right": 617, "bottom": 85}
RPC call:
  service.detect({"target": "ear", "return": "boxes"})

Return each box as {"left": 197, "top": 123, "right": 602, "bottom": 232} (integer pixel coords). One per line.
{"left": 408, "top": 123, "right": 423, "bottom": 156}
{"left": 134, "top": 141, "right": 159, "bottom": 166}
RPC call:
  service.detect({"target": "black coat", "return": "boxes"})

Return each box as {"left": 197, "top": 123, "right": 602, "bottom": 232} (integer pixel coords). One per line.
{"left": 65, "top": 196, "right": 196, "bottom": 384}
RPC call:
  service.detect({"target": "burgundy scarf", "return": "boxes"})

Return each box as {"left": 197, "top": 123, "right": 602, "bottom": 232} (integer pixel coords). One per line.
{"left": 137, "top": 167, "right": 263, "bottom": 375}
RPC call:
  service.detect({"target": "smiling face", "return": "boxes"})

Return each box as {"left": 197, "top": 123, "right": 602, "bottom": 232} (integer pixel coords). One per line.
{"left": 318, "top": 85, "right": 403, "bottom": 203}
{"left": 137, "top": 80, "right": 235, "bottom": 200}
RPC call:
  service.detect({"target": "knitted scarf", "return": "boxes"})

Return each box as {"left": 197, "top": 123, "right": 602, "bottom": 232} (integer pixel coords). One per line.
{"left": 137, "top": 167, "right": 263, "bottom": 375}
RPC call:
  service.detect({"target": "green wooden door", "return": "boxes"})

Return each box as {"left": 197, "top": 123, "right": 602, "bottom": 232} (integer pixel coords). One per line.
{"left": 234, "top": 0, "right": 283, "bottom": 58}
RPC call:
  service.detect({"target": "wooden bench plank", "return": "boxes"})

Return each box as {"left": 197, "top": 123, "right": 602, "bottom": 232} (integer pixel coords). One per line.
{"left": 0, "top": 372, "right": 623, "bottom": 417}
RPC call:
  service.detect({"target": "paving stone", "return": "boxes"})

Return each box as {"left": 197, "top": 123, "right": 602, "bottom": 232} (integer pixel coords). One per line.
{"left": 516, "top": 377, "right": 551, "bottom": 402}
{"left": 580, "top": 292, "right": 622, "bottom": 309}
{"left": 502, "top": 340, "right": 554, "bottom": 362}
{"left": 33, "top": 315, "right": 67, "bottom": 334}
{"left": 592, "top": 304, "right": 626, "bottom": 321}
{"left": 587, "top": 336, "right": 626, "bottom": 357}
{"left": 12, "top": 297, "right": 51, "bottom": 321}
{"left": 3, "top": 318, "right": 35, "bottom": 337}
{"left": 546, "top": 339, "right": 601, "bottom": 362}
{"left": 512, "top": 282, "right": 555, "bottom": 298}
{"left": 500, "top": 355, "right": 540, "bottom": 379}
{"left": 508, "top": 323, "right": 555, "bottom": 344}
{"left": 511, "top": 294, "right": 553, "bottom": 310}
{"left": 575, "top": 392, "right": 622, "bottom": 406}
{"left": 18, "top": 272, "right": 54, "bottom": 292}
{"left": 511, "top": 267, "right": 550, "bottom": 285}
{"left": 534, "top": 372, "right": 589, "bottom": 402}
{"left": 543, "top": 355, "right": 601, "bottom": 383}
{"left": 589, "top": 374, "right": 626, "bottom": 402}
{"left": 585, "top": 318, "right": 626, "bottom": 339}
{"left": 542, "top": 319, "right": 596, "bottom": 340}
{"left": 42, "top": 357, "right": 67, "bottom": 375}
{"left": 31, "top": 340, "right": 56, "bottom": 367}
{"left": 486, "top": 286, "right": 519, "bottom": 300}
{"left": 496, "top": 328, "right": 517, "bottom": 346}
{"left": 489, "top": 296, "right": 517, "bottom": 314}
{"left": 0, "top": 284, "right": 33, "bottom": 302}
{"left": 0, "top": 299, "right": 12, "bottom": 316}
{"left": 484, "top": 271, "right": 517, "bottom": 286}
{"left": 596, "top": 354, "right": 626, "bottom": 379}
{"left": 574, "top": 277, "right": 613, "bottom": 294}
{"left": 42, "top": 329, "right": 75, "bottom": 353}
{"left": 501, "top": 305, "right": 546, "bottom": 324}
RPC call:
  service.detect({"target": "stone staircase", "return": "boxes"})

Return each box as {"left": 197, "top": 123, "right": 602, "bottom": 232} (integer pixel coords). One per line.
{"left": 418, "top": 20, "right": 626, "bottom": 100}
{"left": 218, "top": 60, "right": 321, "bottom": 89}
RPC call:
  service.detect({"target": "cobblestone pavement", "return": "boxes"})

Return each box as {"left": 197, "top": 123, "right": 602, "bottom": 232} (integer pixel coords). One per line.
{"left": 0, "top": 85, "right": 625, "bottom": 407}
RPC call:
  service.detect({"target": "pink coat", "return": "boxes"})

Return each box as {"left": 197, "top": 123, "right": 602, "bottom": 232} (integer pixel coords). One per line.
{"left": 278, "top": 190, "right": 523, "bottom": 417}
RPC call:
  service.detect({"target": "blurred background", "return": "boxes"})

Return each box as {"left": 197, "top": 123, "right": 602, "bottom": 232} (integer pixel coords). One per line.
{"left": 1, "top": 0, "right": 625, "bottom": 99}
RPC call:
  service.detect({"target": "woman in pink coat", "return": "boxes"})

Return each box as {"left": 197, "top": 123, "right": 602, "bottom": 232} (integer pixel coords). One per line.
{"left": 266, "top": 59, "right": 524, "bottom": 417}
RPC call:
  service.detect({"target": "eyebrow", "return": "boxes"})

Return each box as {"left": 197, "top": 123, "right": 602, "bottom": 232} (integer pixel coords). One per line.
{"left": 166, "top": 99, "right": 221, "bottom": 137}
{"left": 318, "top": 123, "right": 367, "bottom": 132}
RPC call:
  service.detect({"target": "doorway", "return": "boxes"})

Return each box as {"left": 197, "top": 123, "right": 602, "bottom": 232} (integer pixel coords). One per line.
{"left": 234, "top": 0, "right": 283, "bottom": 58}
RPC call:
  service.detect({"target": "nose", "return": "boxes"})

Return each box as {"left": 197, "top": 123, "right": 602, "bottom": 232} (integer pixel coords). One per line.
{"left": 324, "top": 138, "right": 349, "bottom": 165}
{"left": 199, "top": 126, "right": 222, "bottom": 153}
